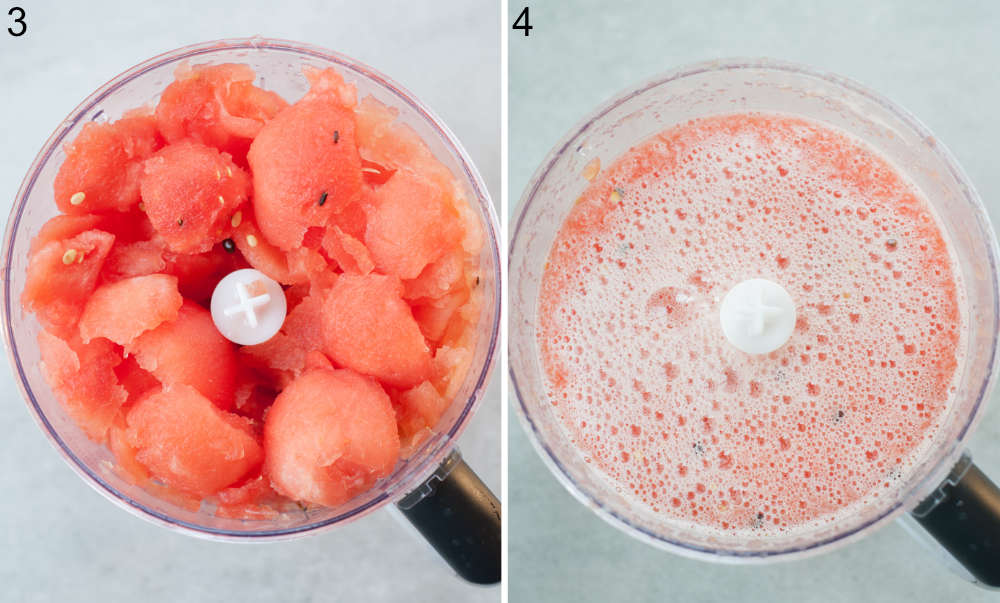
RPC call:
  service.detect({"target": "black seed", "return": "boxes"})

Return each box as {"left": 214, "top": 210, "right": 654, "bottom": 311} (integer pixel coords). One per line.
{"left": 333, "top": 130, "right": 340, "bottom": 144}
{"left": 475, "top": 276, "right": 480, "bottom": 286}
{"left": 177, "top": 218, "right": 184, "bottom": 226}
{"left": 222, "top": 238, "right": 235, "bottom": 253}
{"left": 319, "top": 191, "right": 328, "bottom": 206}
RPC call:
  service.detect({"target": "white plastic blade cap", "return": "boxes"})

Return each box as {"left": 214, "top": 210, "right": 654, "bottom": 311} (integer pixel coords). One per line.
{"left": 719, "top": 278, "right": 796, "bottom": 355}
{"left": 210, "top": 268, "right": 287, "bottom": 346}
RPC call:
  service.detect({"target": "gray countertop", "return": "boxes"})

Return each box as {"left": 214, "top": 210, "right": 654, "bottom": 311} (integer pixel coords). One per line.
{"left": 509, "top": 1, "right": 1000, "bottom": 601}
{"left": 0, "top": 1, "right": 499, "bottom": 602}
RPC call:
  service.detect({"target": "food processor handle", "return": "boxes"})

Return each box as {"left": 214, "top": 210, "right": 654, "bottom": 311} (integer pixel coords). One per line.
{"left": 396, "top": 449, "right": 501, "bottom": 584}
{"left": 911, "top": 453, "right": 1000, "bottom": 588}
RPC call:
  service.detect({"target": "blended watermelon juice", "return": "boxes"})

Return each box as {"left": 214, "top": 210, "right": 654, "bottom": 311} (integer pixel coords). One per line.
{"left": 538, "top": 113, "right": 966, "bottom": 535}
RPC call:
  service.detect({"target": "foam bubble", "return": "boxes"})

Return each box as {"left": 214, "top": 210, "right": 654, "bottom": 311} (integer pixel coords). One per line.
{"left": 538, "top": 114, "right": 966, "bottom": 537}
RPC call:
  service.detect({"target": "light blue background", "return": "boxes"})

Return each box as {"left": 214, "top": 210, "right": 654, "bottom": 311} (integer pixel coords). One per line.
{"left": 509, "top": 1, "right": 1000, "bottom": 601}
{"left": 0, "top": 2, "right": 499, "bottom": 602}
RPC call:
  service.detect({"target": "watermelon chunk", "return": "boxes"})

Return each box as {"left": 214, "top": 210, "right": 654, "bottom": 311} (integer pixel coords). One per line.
{"left": 31, "top": 211, "right": 154, "bottom": 260}
{"left": 247, "top": 68, "right": 363, "bottom": 251}
{"left": 214, "top": 472, "right": 280, "bottom": 520}
{"left": 364, "top": 169, "right": 462, "bottom": 279}
{"left": 140, "top": 141, "right": 250, "bottom": 253}
{"left": 155, "top": 63, "right": 287, "bottom": 163}
{"left": 322, "top": 274, "right": 432, "bottom": 388}
{"left": 354, "top": 95, "right": 453, "bottom": 190}
{"left": 99, "top": 240, "right": 167, "bottom": 283}
{"left": 232, "top": 213, "right": 330, "bottom": 286}
{"left": 163, "top": 243, "right": 248, "bottom": 305}
{"left": 242, "top": 292, "right": 326, "bottom": 376}
{"left": 113, "top": 354, "right": 160, "bottom": 404}
{"left": 322, "top": 225, "right": 374, "bottom": 275}
{"left": 432, "top": 345, "right": 474, "bottom": 401}
{"left": 108, "top": 413, "right": 151, "bottom": 484}
{"left": 127, "top": 300, "right": 237, "bottom": 410}
{"left": 125, "top": 385, "right": 262, "bottom": 496}
{"left": 29, "top": 214, "right": 103, "bottom": 257}
{"left": 38, "top": 330, "right": 127, "bottom": 442}
{"left": 79, "top": 274, "right": 182, "bottom": 345}
{"left": 264, "top": 368, "right": 400, "bottom": 506}
{"left": 395, "top": 380, "right": 449, "bottom": 444}
{"left": 412, "top": 287, "right": 470, "bottom": 344}
{"left": 54, "top": 112, "right": 162, "bottom": 214}
{"left": 23, "top": 229, "right": 115, "bottom": 333}
{"left": 402, "top": 247, "right": 466, "bottom": 301}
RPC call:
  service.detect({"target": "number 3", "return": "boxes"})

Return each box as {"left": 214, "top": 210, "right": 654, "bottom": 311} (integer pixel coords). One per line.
{"left": 8, "top": 6, "right": 26, "bottom": 37}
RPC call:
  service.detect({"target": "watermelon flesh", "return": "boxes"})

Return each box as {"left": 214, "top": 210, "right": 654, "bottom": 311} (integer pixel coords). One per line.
{"left": 23, "top": 229, "right": 115, "bottom": 334}
{"left": 79, "top": 274, "right": 182, "bottom": 345}
{"left": 247, "top": 68, "right": 363, "bottom": 251}
{"left": 364, "top": 169, "right": 463, "bottom": 279}
{"left": 322, "top": 273, "right": 433, "bottom": 388}
{"left": 140, "top": 140, "right": 250, "bottom": 253}
{"left": 155, "top": 63, "right": 287, "bottom": 165}
{"left": 38, "top": 330, "right": 127, "bottom": 442}
{"left": 54, "top": 112, "right": 162, "bottom": 214}
{"left": 264, "top": 368, "right": 400, "bottom": 506}
{"left": 125, "top": 385, "right": 262, "bottom": 496}
{"left": 22, "top": 61, "right": 484, "bottom": 513}
{"left": 127, "top": 300, "right": 238, "bottom": 410}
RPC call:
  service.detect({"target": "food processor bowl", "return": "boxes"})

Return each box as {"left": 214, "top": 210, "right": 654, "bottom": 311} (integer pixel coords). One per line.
{"left": 510, "top": 59, "right": 1000, "bottom": 582}
{"left": 3, "top": 38, "right": 501, "bottom": 583}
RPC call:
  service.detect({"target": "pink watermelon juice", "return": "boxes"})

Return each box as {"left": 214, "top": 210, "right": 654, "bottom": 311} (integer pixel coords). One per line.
{"left": 23, "top": 62, "right": 484, "bottom": 517}
{"left": 539, "top": 114, "right": 965, "bottom": 534}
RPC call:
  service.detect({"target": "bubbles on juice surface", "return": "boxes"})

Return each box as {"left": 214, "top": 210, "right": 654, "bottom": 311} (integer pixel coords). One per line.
{"left": 538, "top": 114, "right": 964, "bottom": 535}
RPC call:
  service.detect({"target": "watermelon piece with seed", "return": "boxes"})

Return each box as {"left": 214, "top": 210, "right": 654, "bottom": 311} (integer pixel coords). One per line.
{"left": 127, "top": 300, "right": 237, "bottom": 410}
{"left": 354, "top": 95, "right": 453, "bottom": 190}
{"left": 125, "top": 385, "right": 262, "bottom": 496}
{"left": 29, "top": 214, "right": 103, "bottom": 257}
{"left": 264, "top": 368, "right": 400, "bottom": 506}
{"left": 79, "top": 274, "right": 182, "bottom": 345}
{"left": 38, "top": 329, "right": 127, "bottom": 442}
{"left": 163, "top": 243, "right": 248, "bottom": 305}
{"left": 140, "top": 141, "right": 250, "bottom": 253}
{"left": 23, "top": 229, "right": 115, "bottom": 333}
{"left": 247, "top": 68, "right": 363, "bottom": 251}
{"left": 54, "top": 112, "right": 162, "bottom": 214}
{"left": 322, "top": 273, "right": 432, "bottom": 388}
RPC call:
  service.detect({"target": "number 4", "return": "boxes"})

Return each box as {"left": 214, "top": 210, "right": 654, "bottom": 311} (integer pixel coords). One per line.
{"left": 513, "top": 7, "right": 532, "bottom": 37}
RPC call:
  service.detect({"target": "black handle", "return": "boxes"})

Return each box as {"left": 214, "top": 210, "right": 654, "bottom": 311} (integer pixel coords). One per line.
{"left": 911, "top": 453, "right": 1000, "bottom": 588}
{"left": 396, "top": 450, "right": 500, "bottom": 584}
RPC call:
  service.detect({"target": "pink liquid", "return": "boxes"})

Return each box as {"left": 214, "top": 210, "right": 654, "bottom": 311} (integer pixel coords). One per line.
{"left": 539, "top": 114, "right": 965, "bottom": 534}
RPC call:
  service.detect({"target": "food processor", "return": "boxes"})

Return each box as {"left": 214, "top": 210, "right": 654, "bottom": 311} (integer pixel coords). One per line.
{"left": 510, "top": 59, "right": 1000, "bottom": 587}
{"left": 3, "top": 38, "right": 501, "bottom": 584}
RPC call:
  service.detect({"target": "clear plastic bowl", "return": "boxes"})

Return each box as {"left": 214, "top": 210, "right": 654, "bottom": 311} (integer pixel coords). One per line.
{"left": 510, "top": 58, "right": 1000, "bottom": 561}
{"left": 3, "top": 38, "right": 500, "bottom": 540}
